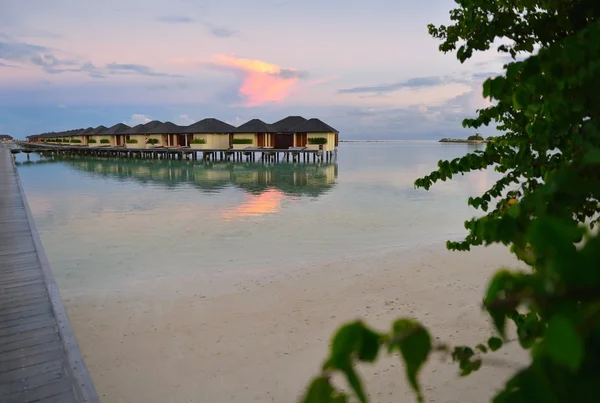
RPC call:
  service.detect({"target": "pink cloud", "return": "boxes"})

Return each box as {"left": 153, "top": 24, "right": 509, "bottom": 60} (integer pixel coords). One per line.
{"left": 210, "top": 54, "right": 304, "bottom": 107}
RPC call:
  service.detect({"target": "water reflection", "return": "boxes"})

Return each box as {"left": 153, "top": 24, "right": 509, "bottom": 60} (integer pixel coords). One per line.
{"left": 17, "top": 154, "right": 338, "bottom": 198}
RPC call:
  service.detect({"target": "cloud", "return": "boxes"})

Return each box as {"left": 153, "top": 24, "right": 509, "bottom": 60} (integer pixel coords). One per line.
{"left": 126, "top": 114, "right": 152, "bottom": 126}
{"left": 154, "top": 16, "right": 238, "bottom": 38}
{"left": 0, "top": 61, "right": 20, "bottom": 68}
{"left": 338, "top": 76, "right": 457, "bottom": 95}
{"left": 104, "top": 63, "right": 183, "bottom": 78}
{"left": 0, "top": 36, "right": 182, "bottom": 78}
{"left": 471, "top": 71, "right": 501, "bottom": 80}
{"left": 175, "top": 114, "right": 195, "bottom": 125}
{"left": 156, "top": 16, "right": 196, "bottom": 24}
{"left": 203, "top": 24, "right": 238, "bottom": 38}
{"left": 274, "top": 68, "right": 309, "bottom": 80}
{"left": 209, "top": 54, "right": 307, "bottom": 106}
{"left": 0, "top": 38, "right": 79, "bottom": 73}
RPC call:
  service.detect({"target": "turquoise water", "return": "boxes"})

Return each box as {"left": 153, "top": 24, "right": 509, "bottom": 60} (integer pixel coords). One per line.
{"left": 15, "top": 141, "right": 495, "bottom": 295}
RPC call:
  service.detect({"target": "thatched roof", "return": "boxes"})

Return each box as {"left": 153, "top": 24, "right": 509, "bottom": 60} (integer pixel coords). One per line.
{"left": 90, "top": 125, "right": 109, "bottom": 135}
{"left": 145, "top": 121, "right": 182, "bottom": 134}
{"left": 125, "top": 120, "right": 163, "bottom": 134}
{"left": 180, "top": 118, "right": 236, "bottom": 134}
{"left": 105, "top": 123, "right": 131, "bottom": 135}
{"left": 79, "top": 127, "right": 96, "bottom": 136}
{"left": 233, "top": 119, "right": 276, "bottom": 133}
{"left": 25, "top": 116, "right": 339, "bottom": 141}
{"left": 0, "top": 134, "right": 13, "bottom": 140}
{"left": 271, "top": 116, "right": 307, "bottom": 132}
{"left": 291, "top": 118, "right": 339, "bottom": 133}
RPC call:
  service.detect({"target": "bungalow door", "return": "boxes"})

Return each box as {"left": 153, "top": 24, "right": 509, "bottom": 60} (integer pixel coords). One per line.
{"left": 257, "top": 133, "right": 265, "bottom": 147}
{"left": 296, "top": 133, "right": 307, "bottom": 147}
{"left": 116, "top": 135, "right": 122, "bottom": 146}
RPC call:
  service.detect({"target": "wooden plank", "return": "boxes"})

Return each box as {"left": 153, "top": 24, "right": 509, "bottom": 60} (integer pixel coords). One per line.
{"left": 0, "top": 301, "right": 51, "bottom": 317}
{"left": 0, "top": 325, "right": 57, "bottom": 346}
{"left": 0, "top": 339, "right": 63, "bottom": 362}
{"left": 0, "top": 303, "right": 52, "bottom": 323}
{"left": 0, "top": 316, "right": 56, "bottom": 337}
{"left": 0, "top": 311, "right": 50, "bottom": 330}
{"left": 0, "top": 295, "right": 49, "bottom": 310}
{"left": 1, "top": 378, "right": 73, "bottom": 403}
{"left": 0, "top": 359, "right": 64, "bottom": 384}
{"left": 0, "top": 281, "right": 46, "bottom": 296}
{"left": 0, "top": 148, "right": 98, "bottom": 402}
{"left": 36, "top": 391, "right": 79, "bottom": 403}
{"left": 0, "top": 368, "right": 65, "bottom": 396}
{"left": 0, "top": 331, "right": 59, "bottom": 355}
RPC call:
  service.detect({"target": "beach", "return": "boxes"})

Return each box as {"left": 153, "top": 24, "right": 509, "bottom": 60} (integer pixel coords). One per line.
{"left": 64, "top": 242, "right": 527, "bottom": 403}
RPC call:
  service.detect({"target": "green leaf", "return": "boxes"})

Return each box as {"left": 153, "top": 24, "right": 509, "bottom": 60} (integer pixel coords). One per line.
{"left": 512, "top": 88, "right": 528, "bottom": 110}
{"left": 390, "top": 320, "right": 432, "bottom": 401}
{"left": 582, "top": 148, "right": 600, "bottom": 165}
{"left": 325, "top": 322, "right": 381, "bottom": 403}
{"left": 476, "top": 343, "right": 488, "bottom": 353}
{"left": 542, "top": 315, "right": 584, "bottom": 372}
{"left": 488, "top": 337, "right": 503, "bottom": 351}
{"left": 482, "top": 78, "right": 492, "bottom": 98}
{"left": 303, "top": 376, "right": 347, "bottom": 403}
{"left": 357, "top": 326, "right": 381, "bottom": 362}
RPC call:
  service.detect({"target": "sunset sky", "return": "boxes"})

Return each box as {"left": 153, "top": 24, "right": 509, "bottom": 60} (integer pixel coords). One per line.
{"left": 0, "top": 0, "right": 504, "bottom": 139}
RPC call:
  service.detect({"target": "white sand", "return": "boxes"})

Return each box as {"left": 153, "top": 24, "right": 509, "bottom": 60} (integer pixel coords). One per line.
{"left": 65, "top": 243, "right": 528, "bottom": 403}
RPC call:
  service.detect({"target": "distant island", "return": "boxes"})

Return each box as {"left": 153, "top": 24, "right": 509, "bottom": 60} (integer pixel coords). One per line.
{"left": 439, "top": 135, "right": 494, "bottom": 144}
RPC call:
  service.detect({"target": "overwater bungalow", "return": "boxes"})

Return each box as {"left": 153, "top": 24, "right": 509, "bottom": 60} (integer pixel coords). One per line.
{"left": 141, "top": 122, "right": 183, "bottom": 148}
{"left": 290, "top": 118, "right": 339, "bottom": 151}
{"left": 180, "top": 118, "right": 236, "bottom": 150}
{"left": 90, "top": 123, "right": 130, "bottom": 146}
{"left": 75, "top": 127, "right": 96, "bottom": 145}
{"left": 24, "top": 116, "right": 341, "bottom": 162}
{"left": 122, "top": 121, "right": 163, "bottom": 148}
{"left": 271, "top": 116, "right": 307, "bottom": 148}
{"left": 1, "top": 134, "right": 14, "bottom": 142}
{"left": 232, "top": 119, "right": 276, "bottom": 149}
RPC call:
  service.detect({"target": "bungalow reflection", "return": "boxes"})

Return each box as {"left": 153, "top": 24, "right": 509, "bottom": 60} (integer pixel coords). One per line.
{"left": 19, "top": 156, "right": 338, "bottom": 198}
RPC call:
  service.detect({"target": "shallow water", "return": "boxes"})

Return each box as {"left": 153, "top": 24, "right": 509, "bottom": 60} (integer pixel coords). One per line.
{"left": 16, "top": 141, "right": 495, "bottom": 295}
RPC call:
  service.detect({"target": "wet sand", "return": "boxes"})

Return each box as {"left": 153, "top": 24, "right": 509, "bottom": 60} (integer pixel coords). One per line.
{"left": 65, "top": 243, "right": 527, "bottom": 403}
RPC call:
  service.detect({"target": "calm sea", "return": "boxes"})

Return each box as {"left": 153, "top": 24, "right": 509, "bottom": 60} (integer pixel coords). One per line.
{"left": 15, "top": 141, "right": 495, "bottom": 295}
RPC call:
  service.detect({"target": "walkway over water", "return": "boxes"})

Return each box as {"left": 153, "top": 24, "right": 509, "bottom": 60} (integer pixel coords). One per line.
{"left": 0, "top": 147, "right": 98, "bottom": 402}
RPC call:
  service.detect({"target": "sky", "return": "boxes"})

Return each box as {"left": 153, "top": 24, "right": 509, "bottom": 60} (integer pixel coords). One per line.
{"left": 0, "top": 0, "right": 505, "bottom": 139}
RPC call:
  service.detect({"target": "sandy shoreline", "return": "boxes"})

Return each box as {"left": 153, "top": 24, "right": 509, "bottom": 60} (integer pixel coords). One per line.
{"left": 66, "top": 243, "right": 527, "bottom": 403}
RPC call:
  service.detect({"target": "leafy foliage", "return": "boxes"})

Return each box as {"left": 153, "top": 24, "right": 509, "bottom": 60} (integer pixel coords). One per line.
{"left": 88, "top": 138, "right": 97, "bottom": 143}
{"left": 467, "top": 134, "right": 483, "bottom": 141}
{"left": 126, "top": 139, "right": 138, "bottom": 144}
{"left": 303, "top": 0, "right": 600, "bottom": 402}
{"left": 308, "top": 137, "right": 328, "bottom": 145}
{"left": 191, "top": 138, "right": 207, "bottom": 144}
{"left": 302, "top": 320, "right": 432, "bottom": 403}
{"left": 70, "top": 139, "right": 82, "bottom": 143}
{"left": 100, "top": 139, "right": 110, "bottom": 144}
{"left": 148, "top": 138, "right": 160, "bottom": 145}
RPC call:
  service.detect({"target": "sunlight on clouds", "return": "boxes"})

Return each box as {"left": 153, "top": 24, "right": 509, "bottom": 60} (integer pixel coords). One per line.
{"left": 211, "top": 54, "right": 302, "bottom": 107}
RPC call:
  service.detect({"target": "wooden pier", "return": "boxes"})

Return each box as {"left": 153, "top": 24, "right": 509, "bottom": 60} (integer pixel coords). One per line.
{"left": 16, "top": 143, "right": 337, "bottom": 164}
{"left": 0, "top": 147, "right": 99, "bottom": 402}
